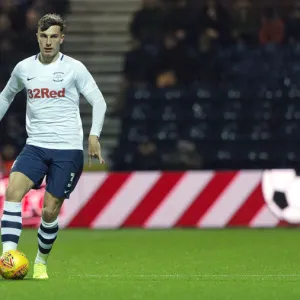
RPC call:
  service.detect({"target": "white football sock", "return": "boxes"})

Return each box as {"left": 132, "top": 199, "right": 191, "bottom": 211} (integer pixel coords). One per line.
{"left": 3, "top": 242, "right": 17, "bottom": 254}
{"left": 1, "top": 201, "right": 22, "bottom": 255}
{"left": 35, "top": 218, "right": 59, "bottom": 265}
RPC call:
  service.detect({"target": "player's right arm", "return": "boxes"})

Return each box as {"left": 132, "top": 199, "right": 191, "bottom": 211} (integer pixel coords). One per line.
{"left": 0, "top": 63, "right": 25, "bottom": 121}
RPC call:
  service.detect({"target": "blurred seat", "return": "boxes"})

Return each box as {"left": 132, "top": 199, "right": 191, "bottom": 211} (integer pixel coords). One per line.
{"left": 115, "top": 44, "right": 300, "bottom": 170}
{"left": 183, "top": 100, "right": 219, "bottom": 121}
{"left": 154, "top": 122, "right": 180, "bottom": 142}
{"left": 123, "top": 102, "right": 155, "bottom": 121}
{"left": 158, "top": 104, "right": 182, "bottom": 122}
{"left": 180, "top": 122, "right": 218, "bottom": 142}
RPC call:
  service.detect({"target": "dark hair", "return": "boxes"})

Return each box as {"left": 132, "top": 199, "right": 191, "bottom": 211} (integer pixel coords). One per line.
{"left": 38, "top": 13, "right": 66, "bottom": 32}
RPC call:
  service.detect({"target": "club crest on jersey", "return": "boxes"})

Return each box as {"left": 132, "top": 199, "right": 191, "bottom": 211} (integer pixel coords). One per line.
{"left": 53, "top": 72, "right": 64, "bottom": 82}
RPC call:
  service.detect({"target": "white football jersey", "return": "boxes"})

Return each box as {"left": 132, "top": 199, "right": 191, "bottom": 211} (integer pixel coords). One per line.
{"left": 7, "top": 52, "right": 98, "bottom": 150}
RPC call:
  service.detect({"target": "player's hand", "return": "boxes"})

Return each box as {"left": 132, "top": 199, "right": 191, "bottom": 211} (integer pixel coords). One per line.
{"left": 88, "top": 135, "right": 105, "bottom": 167}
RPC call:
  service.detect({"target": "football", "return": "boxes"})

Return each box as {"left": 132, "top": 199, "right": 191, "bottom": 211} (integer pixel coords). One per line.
{"left": 262, "top": 169, "right": 300, "bottom": 224}
{"left": 0, "top": 250, "right": 29, "bottom": 280}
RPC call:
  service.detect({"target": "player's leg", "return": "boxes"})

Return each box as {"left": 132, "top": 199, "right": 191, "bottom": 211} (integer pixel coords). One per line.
{"left": 1, "top": 145, "right": 48, "bottom": 254}
{"left": 33, "top": 191, "right": 63, "bottom": 279}
{"left": 35, "top": 191, "right": 63, "bottom": 266}
{"left": 33, "top": 149, "right": 83, "bottom": 279}
{"left": 1, "top": 172, "right": 34, "bottom": 254}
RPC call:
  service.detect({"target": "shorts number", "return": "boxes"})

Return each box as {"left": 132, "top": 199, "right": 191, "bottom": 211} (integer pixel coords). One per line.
{"left": 64, "top": 173, "right": 75, "bottom": 194}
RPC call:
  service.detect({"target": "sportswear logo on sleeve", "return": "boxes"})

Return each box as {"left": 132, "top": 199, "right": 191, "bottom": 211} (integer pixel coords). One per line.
{"left": 27, "top": 77, "right": 35, "bottom": 81}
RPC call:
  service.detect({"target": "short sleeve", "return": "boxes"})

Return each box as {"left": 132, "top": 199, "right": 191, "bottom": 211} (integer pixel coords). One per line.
{"left": 75, "top": 61, "right": 98, "bottom": 97}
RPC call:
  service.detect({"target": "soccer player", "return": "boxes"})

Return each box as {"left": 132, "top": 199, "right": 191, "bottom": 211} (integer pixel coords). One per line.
{"left": 0, "top": 14, "right": 107, "bottom": 279}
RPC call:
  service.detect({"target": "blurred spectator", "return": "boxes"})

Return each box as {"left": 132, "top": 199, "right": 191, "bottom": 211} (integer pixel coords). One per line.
{"left": 26, "top": 0, "right": 70, "bottom": 17}
{"left": 162, "top": 140, "right": 203, "bottom": 170}
{"left": 162, "top": 0, "right": 198, "bottom": 46}
{"left": 285, "top": 2, "right": 300, "bottom": 43}
{"left": 123, "top": 45, "right": 158, "bottom": 87}
{"left": 116, "top": 43, "right": 159, "bottom": 114}
{"left": 28, "top": 0, "right": 50, "bottom": 15}
{"left": 0, "top": 13, "right": 16, "bottom": 41}
{"left": 196, "top": 34, "right": 219, "bottom": 83}
{"left": 19, "top": 8, "right": 41, "bottom": 56}
{"left": 259, "top": 7, "right": 285, "bottom": 45}
{"left": 231, "top": 0, "right": 258, "bottom": 45}
{"left": 3, "top": 115, "right": 27, "bottom": 149}
{"left": 134, "top": 140, "right": 162, "bottom": 170}
{"left": 49, "top": 0, "right": 70, "bottom": 16}
{"left": 155, "top": 33, "right": 199, "bottom": 87}
{"left": 130, "top": 0, "right": 162, "bottom": 46}
{"left": 198, "top": 0, "right": 232, "bottom": 47}
{"left": 1, "top": 144, "right": 18, "bottom": 177}
{"left": 0, "top": 0, "right": 30, "bottom": 32}
{"left": 0, "top": 13, "right": 19, "bottom": 72}
{"left": 0, "top": 156, "right": 3, "bottom": 179}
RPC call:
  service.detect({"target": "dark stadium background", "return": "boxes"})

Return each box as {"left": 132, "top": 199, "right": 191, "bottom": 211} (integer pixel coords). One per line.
{"left": 1, "top": 1, "right": 300, "bottom": 299}
{"left": 1, "top": 0, "right": 300, "bottom": 174}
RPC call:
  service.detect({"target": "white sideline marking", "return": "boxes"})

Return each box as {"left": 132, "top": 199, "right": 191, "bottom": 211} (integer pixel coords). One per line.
{"left": 72, "top": 274, "right": 300, "bottom": 279}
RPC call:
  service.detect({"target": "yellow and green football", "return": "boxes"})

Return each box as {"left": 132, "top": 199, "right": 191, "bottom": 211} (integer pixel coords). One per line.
{"left": 0, "top": 250, "right": 29, "bottom": 280}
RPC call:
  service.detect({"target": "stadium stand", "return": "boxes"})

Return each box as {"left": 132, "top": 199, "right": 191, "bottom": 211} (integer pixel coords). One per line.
{"left": 2, "top": 0, "right": 300, "bottom": 173}
{"left": 112, "top": 0, "right": 300, "bottom": 171}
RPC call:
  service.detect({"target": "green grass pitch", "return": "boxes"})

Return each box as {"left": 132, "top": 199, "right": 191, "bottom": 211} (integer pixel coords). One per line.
{"left": 1, "top": 228, "right": 300, "bottom": 299}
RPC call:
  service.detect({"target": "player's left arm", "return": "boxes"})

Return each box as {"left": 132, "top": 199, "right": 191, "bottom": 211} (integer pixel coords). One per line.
{"left": 75, "top": 61, "right": 107, "bottom": 166}
{"left": 85, "top": 89, "right": 107, "bottom": 166}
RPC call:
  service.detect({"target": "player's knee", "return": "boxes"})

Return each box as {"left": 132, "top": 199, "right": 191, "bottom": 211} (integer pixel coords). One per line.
{"left": 42, "top": 192, "right": 64, "bottom": 223}
{"left": 42, "top": 207, "right": 58, "bottom": 223}
{"left": 42, "top": 201, "right": 62, "bottom": 223}
{"left": 6, "top": 172, "right": 34, "bottom": 202}
{"left": 5, "top": 185, "right": 26, "bottom": 202}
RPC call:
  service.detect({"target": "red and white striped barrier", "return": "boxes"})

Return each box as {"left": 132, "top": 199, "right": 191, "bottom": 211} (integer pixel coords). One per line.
{"left": 0, "top": 171, "right": 282, "bottom": 228}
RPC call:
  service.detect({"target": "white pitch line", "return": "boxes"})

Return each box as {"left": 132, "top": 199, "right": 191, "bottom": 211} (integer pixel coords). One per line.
{"left": 71, "top": 274, "right": 300, "bottom": 278}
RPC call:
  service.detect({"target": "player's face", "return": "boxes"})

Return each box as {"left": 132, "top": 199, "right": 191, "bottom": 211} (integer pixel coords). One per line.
{"left": 37, "top": 25, "right": 64, "bottom": 59}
